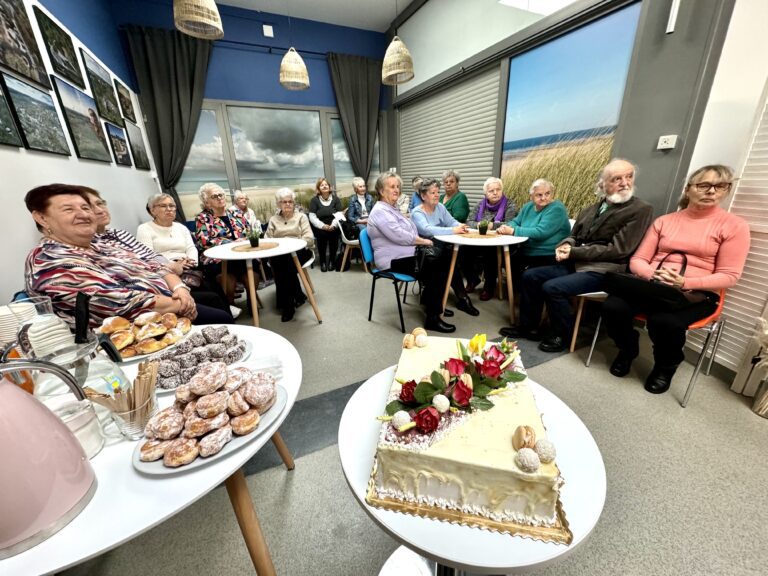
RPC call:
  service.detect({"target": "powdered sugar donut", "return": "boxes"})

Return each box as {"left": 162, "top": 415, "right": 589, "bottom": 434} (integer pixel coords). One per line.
{"left": 195, "top": 391, "right": 229, "bottom": 419}
{"left": 175, "top": 384, "right": 195, "bottom": 404}
{"left": 183, "top": 399, "right": 199, "bottom": 420}
{"left": 241, "top": 371, "right": 276, "bottom": 414}
{"left": 227, "top": 390, "right": 250, "bottom": 417}
{"left": 163, "top": 438, "right": 198, "bottom": 467}
{"left": 230, "top": 408, "right": 260, "bottom": 435}
{"left": 223, "top": 366, "right": 252, "bottom": 393}
{"left": 147, "top": 410, "right": 184, "bottom": 440}
{"left": 140, "top": 439, "right": 172, "bottom": 462}
{"left": 183, "top": 411, "right": 230, "bottom": 437}
{"left": 188, "top": 361, "right": 228, "bottom": 395}
{"left": 199, "top": 425, "right": 233, "bottom": 457}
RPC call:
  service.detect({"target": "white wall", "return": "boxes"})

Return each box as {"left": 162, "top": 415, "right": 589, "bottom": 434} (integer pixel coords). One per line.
{"left": 396, "top": 0, "right": 542, "bottom": 96}
{"left": 2, "top": 2, "right": 159, "bottom": 303}
{"left": 687, "top": 0, "right": 768, "bottom": 175}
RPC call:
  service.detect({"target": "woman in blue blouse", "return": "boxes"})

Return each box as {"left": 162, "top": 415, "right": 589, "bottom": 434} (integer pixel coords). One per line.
{"left": 346, "top": 177, "right": 374, "bottom": 231}
{"left": 412, "top": 178, "right": 479, "bottom": 317}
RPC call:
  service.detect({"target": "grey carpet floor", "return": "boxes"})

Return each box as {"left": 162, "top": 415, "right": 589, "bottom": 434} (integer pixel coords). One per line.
{"left": 58, "top": 266, "right": 767, "bottom": 576}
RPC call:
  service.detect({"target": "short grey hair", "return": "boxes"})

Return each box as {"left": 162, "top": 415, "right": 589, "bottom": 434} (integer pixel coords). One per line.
{"left": 233, "top": 190, "right": 247, "bottom": 201}
{"left": 275, "top": 187, "right": 296, "bottom": 203}
{"left": 529, "top": 178, "right": 554, "bottom": 195}
{"left": 146, "top": 193, "right": 174, "bottom": 214}
{"left": 198, "top": 182, "right": 227, "bottom": 209}
{"left": 352, "top": 177, "right": 365, "bottom": 189}
{"left": 375, "top": 171, "right": 402, "bottom": 198}
{"left": 596, "top": 158, "right": 638, "bottom": 195}
{"left": 483, "top": 177, "right": 503, "bottom": 194}
{"left": 442, "top": 169, "right": 460, "bottom": 183}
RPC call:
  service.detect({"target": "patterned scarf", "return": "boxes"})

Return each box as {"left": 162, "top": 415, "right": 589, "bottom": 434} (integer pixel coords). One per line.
{"left": 476, "top": 195, "right": 508, "bottom": 223}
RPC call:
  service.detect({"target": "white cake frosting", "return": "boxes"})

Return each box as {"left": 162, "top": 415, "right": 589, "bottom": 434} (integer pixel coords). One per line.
{"left": 370, "top": 336, "right": 563, "bottom": 528}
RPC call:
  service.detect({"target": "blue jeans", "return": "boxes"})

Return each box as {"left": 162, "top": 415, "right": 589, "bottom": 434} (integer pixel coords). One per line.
{"left": 519, "top": 264, "right": 604, "bottom": 339}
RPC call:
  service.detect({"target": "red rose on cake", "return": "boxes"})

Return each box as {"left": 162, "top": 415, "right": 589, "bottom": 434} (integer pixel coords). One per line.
{"left": 452, "top": 374, "right": 473, "bottom": 407}
{"left": 414, "top": 406, "right": 440, "bottom": 433}
{"left": 399, "top": 380, "right": 417, "bottom": 403}
{"left": 485, "top": 344, "right": 505, "bottom": 363}
{"left": 476, "top": 358, "right": 502, "bottom": 379}
{"left": 444, "top": 358, "right": 467, "bottom": 377}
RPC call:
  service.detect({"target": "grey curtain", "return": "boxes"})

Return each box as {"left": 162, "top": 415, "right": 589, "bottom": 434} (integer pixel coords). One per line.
{"left": 328, "top": 53, "right": 382, "bottom": 184}
{"left": 124, "top": 26, "right": 212, "bottom": 221}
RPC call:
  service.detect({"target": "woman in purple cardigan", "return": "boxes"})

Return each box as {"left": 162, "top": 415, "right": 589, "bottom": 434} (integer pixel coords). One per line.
{"left": 367, "top": 171, "right": 454, "bottom": 333}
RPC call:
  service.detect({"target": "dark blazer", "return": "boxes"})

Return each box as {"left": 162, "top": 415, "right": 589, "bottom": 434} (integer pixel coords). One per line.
{"left": 563, "top": 195, "right": 653, "bottom": 273}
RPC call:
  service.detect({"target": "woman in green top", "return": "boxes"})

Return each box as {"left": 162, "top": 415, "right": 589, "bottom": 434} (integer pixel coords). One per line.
{"left": 440, "top": 169, "right": 470, "bottom": 223}
{"left": 497, "top": 178, "right": 570, "bottom": 284}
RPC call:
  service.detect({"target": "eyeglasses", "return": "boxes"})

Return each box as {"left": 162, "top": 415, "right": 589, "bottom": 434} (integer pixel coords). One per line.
{"left": 692, "top": 182, "right": 731, "bottom": 193}
{"left": 279, "top": 200, "right": 295, "bottom": 205}
{"left": 156, "top": 204, "right": 176, "bottom": 210}
{"left": 209, "top": 193, "right": 226, "bottom": 199}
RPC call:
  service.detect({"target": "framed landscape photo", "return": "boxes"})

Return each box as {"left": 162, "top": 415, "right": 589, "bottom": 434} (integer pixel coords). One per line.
{"left": 80, "top": 48, "right": 122, "bottom": 126}
{"left": 0, "top": 0, "right": 50, "bottom": 88}
{"left": 124, "top": 120, "right": 150, "bottom": 170}
{"left": 34, "top": 6, "right": 85, "bottom": 89}
{"left": 105, "top": 122, "right": 131, "bottom": 166}
{"left": 52, "top": 76, "right": 111, "bottom": 162}
{"left": 0, "top": 83, "right": 22, "bottom": 147}
{"left": 1, "top": 73, "right": 68, "bottom": 155}
{"left": 114, "top": 79, "right": 136, "bottom": 123}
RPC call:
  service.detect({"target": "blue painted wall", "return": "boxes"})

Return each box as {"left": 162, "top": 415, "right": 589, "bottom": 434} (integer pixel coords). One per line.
{"left": 38, "top": 0, "right": 131, "bottom": 82}
{"left": 108, "top": 0, "right": 387, "bottom": 107}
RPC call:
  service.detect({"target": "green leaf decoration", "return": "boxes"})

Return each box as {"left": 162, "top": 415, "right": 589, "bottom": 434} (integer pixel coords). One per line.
{"left": 502, "top": 370, "right": 527, "bottom": 383}
{"left": 430, "top": 370, "right": 446, "bottom": 391}
{"left": 473, "top": 383, "right": 492, "bottom": 398}
{"left": 385, "top": 400, "right": 406, "bottom": 415}
{"left": 414, "top": 381, "right": 439, "bottom": 404}
{"left": 469, "top": 396, "right": 494, "bottom": 411}
{"left": 480, "top": 375, "right": 502, "bottom": 389}
{"left": 458, "top": 340, "right": 470, "bottom": 362}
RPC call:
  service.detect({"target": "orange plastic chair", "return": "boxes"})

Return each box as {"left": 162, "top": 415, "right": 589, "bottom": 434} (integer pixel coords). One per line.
{"left": 585, "top": 289, "right": 727, "bottom": 407}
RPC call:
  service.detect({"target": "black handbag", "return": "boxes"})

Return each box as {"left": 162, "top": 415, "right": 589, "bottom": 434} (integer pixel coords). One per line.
{"left": 603, "top": 252, "right": 707, "bottom": 311}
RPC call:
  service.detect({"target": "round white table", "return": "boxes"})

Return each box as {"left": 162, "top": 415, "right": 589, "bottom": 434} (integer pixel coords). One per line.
{"left": 204, "top": 237, "right": 322, "bottom": 327}
{"left": 338, "top": 366, "right": 606, "bottom": 574}
{"left": 1, "top": 325, "right": 300, "bottom": 576}
{"left": 435, "top": 233, "right": 528, "bottom": 323}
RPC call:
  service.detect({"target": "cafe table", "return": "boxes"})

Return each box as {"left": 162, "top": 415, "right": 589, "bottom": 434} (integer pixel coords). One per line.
{"left": 0, "top": 325, "right": 300, "bottom": 576}
{"left": 338, "top": 366, "right": 607, "bottom": 574}
{"left": 204, "top": 237, "right": 322, "bottom": 327}
{"left": 436, "top": 232, "right": 528, "bottom": 323}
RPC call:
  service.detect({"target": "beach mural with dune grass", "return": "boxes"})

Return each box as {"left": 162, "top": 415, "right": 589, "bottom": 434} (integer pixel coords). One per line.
{"left": 501, "top": 2, "right": 641, "bottom": 217}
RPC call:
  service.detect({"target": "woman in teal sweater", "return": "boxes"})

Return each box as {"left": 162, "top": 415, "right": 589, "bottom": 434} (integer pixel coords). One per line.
{"left": 497, "top": 178, "right": 570, "bottom": 278}
{"left": 440, "top": 169, "right": 470, "bottom": 223}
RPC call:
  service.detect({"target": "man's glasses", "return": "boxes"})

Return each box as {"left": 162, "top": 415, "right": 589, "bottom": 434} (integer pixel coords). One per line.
{"left": 692, "top": 182, "right": 731, "bottom": 193}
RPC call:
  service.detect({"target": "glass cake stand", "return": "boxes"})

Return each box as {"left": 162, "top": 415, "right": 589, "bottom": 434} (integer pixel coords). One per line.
{"left": 337, "top": 366, "right": 607, "bottom": 575}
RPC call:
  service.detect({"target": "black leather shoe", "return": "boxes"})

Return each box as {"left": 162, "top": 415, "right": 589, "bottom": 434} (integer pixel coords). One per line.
{"left": 538, "top": 336, "right": 566, "bottom": 353}
{"left": 499, "top": 325, "right": 542, "bottom": 341}
{"left": 294, "top": 292, "right": 307, "bottom": 307}
{"left": 442, "top": 308, "right": 454, "bottom": 317}
{"left": 644, "top": 364, "right": 678, "bottom": 394}
{"left": 456, "top": 296, "right": 480, "bottom": 317}
{"left": 281, "top": 308, "right": 295, "bottom": 322}
{"left": 327, "top": 260, "right": 335, "bottom": 272}
{"left": 609, "top": 350, "right": 638, "bottom": 378}
{"left": 424, "top": 317, "right": 456, "bottom": 333}
{"left": 320, "top": 262, "right": 327, "bottom": 272}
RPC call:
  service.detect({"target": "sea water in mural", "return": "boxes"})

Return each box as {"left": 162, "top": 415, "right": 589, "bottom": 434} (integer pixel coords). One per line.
{"left": 501, "top": 2, "right": 640, "bottom": 216}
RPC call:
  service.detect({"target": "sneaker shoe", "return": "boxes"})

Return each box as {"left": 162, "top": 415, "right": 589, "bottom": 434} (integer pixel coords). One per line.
{"left": 229, "top": 305, "right": 242, "bottom": 319}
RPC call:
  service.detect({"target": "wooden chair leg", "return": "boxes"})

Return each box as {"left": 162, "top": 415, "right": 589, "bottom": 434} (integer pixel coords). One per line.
{"left": 340, "top": 245, "right": 351, "bottom": 272}
{"left": 570, "top": 297, "right": 586, "bottom": 353}
{"left": 304, "top": 268, "right": 315, "bottom": 294}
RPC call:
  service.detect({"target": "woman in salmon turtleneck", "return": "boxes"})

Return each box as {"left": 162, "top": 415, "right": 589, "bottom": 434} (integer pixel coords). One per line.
{"left": 602, "top": 164, "right": 750, "bottom": 394}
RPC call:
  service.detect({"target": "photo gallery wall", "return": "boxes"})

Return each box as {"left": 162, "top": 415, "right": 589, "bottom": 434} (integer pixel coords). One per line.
{"left": 0, "top": 0, "right": 151, "bottom": 169}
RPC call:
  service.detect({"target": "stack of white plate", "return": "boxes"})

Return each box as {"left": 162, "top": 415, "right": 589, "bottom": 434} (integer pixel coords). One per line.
{"left": 27, "top": 315, "right": 75, "bottom": 358}
{"left": 0, "top": 304, "right": 34, "bottom": 346}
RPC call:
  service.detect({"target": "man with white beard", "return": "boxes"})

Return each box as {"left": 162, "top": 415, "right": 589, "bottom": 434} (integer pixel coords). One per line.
{"left": 500, "top": 158, "right": 653, "bottom": 352}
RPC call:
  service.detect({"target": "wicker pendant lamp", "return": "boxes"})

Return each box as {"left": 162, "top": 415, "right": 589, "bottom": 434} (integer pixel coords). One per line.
{"left": 174, "top": 0, "right": 224, "bottom": 40}
{"left": 382, "top": 35, "right": 414, "bottom": 85}
{"left": 280, "top": 47, "right": 310, "bottom": 90}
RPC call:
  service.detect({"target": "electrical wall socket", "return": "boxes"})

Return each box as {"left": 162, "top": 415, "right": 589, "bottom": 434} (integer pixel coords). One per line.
{"left": 657, "top": 135, "right": 678, "bottom": 150}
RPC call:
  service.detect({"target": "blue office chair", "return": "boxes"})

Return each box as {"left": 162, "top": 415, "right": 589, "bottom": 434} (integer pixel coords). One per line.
{"left": 359, "top": 228, "right": 416, "bottom": 333}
